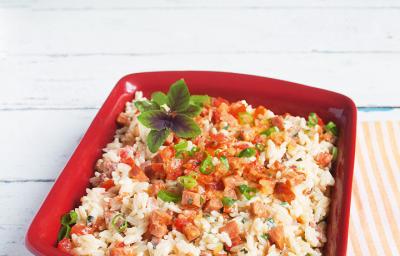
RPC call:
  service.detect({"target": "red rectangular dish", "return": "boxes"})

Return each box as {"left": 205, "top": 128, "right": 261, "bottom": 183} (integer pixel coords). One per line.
{"left": 26, "top": 71, "right": 357, "bottom": 255}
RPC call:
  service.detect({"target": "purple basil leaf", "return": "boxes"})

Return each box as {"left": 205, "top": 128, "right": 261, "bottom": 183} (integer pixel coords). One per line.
{"left": 179, "top": 104, "right": 201, "bottom": 117}
{"left": 167, "top": 79, "right": 190, "bottom": 112}
{"left": 137, "top": 110, "right": 172, "bottom": 130}
{"left": 171, "top": 114, "right": 201, "bottom": 138}
{"left": 147, "top": 129, "right": 170, "bottom": 153}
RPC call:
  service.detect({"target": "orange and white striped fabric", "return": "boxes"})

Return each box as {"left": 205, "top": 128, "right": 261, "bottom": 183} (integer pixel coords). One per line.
{"left": 347, "top": 121, "right": 400, "bottom": 255}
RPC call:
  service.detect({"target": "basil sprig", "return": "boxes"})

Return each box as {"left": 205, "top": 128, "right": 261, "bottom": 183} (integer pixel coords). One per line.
{"left": 136, "top": 79, "right": 210, "bottom": 153}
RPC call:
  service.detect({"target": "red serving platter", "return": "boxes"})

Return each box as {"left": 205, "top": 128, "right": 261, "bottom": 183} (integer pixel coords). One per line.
{"left": 26, "top": 71, "right": 357, "bottom": 256}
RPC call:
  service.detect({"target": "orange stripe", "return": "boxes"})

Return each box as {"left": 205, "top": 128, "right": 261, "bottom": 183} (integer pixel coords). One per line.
{"left": 353, "top": 146, "right": 381, "bottom": 254}
{"left": 362, "top": 123, "right": 398, "bottom": 254}
{"left": 386, "top": 121, "right": 400, "bottom": 170}
{"left": 374, "top": 122, "right": 400, "bottom": 211}
{"left": 349, "top": 219, "right": 363, "bottom": 255}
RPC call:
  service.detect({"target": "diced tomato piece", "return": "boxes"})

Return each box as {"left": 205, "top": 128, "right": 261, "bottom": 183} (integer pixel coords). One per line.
{"left": 229, "top": 103, "right": 247, "bottom": 118}
{"left": 173, "top": 217, "right": 190, "bottom": 232}
{"left": 70, "top": 224, "right": 93, "bottom": 236}
{"left": 271, "top": 116, "right": 285, "bottom": 130}
{"left": 129, "top": 164, "right": 149, "bottom": 182}
{"left": 219, "top": 221, "right": 240, "bottom": 239}
{"left": 268, "top": 226, "right": 285, "bottom": 249}
{"left": 119, "top": 149, "right": 135, "bottom": 166}
{"left": 57, "top": 238, "right": 73, "bottom": 253}
{"left": 273, "top": 181, "right": 295, "bottom": 202}
{"left": 254, "top": 106, "right": 267, "bottom": 118}
{"left": 100, "top": 179, "right": 115, "bottom": 191}
{"left": 181, "top": 190, "right": 201, "bottom": 208}
{"left": 213, "top": 97, "right": 229, "bottom": 107}
{"left": 159, "top": 147, "right": 175, "bottom": 162}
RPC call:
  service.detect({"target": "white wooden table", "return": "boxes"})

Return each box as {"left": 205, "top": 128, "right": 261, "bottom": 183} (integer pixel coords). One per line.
{"left": 1, "top": 0, "right": 399, "bottom": 255}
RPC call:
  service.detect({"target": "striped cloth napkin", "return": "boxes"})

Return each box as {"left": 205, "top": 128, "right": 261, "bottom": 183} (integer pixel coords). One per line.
{"left": 347, "top": 121, "right": 400, "bottom": 255}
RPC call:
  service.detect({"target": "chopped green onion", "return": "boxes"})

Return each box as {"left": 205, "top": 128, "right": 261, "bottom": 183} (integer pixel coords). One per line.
{"left": 200, "top": 154, "right": 214, "bottom": 174}
{"left": 238, "top": 184, "right": 257, "bottom": 199}
{"left": 255, "top": 143, "right": 265, "bottom": 152}
{"left": 61, "top": 211, "right": 78, "bottom": 226}
{"left": 238, "top": 148, "right": 256, "bottom": 158}
{"left": 178, "top": 175, "right": 197, "bottom": 189}
{"left": 157, "top": 190, "right": 181, "bottom": 203}
{"left": 280, "top": 202, "right": 289, "bottom": 207}
{"left": 307, "top": 112, "right": 318, "bottom": 127}
{"left": 221, "top": 196, "right": 236, "bottom": 207}
{"left": 57, "top": 225, "right": 71, "bottom": 242}
{"left": 174, "top": 140, "right": 188, "bottom": 152}
{"left": 332, "top": 146, "right": 338, "bottom": 161}
{"left": 261, "top": 233, "right": 269, "bottom": 240}
{"left": 325, "top": 121, "right": 338, "bottom": 136}
{"left": 260, "top": 126, "right": 279, "bottom": 136}
{"left": 220, "top": 156, "right": 230, "bottom": 170}
{"left": 188, "top": 146, "right": 199, "bottom": 156}
{"left": 111, "top": 214, "right": 128, "bottom": 233}
{"left": 238, "top": 112, "right": 254, "bottom": 125}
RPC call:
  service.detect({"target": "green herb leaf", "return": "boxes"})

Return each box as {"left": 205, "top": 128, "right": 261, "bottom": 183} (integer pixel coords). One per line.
{"left": 181, "top": 104, "right": 202, "bottom": 117}
{"left": 307, "top": 112, "right": 319, "bottom": 127}
{"left": 200, "top": 154, "right": 214, "bottom": 174}
{"left": 111, "top": 214, "right": 128, "bottom": 233}
{"left": 134, "top": 100, "right": 159, "bottom": 112}
{"left": 147, "top": 129, "right": 170, "bottom": 153}
{"left": 151, "top": 92, "right": 168, "bottom": 106}
{"left": 178, "top": 175, "right": 197, "bottom": 189}
{"left": 190, "top": 95, "right": 211, "bottom": 106}
{"left": 261, "top": 234, "right": 269, "bottom": 240}
{"left": 167, "top": 79, "right": 190, "bottom": 112}
{"left": 157, "top": 190, "right": 181, "bottom": 203}
{"left": 220, "top": 156, "right": 230, "bottom": 170}
{"left": 61, "top": 211, "right": 78, "bottom": 226}
{"left": 137, "top": 110, "right": 171, "bottom": 130}
{"left": 188, "top": 146, "right": 199, "bottom": 156}
{"left": 171, "top": 114, "right": 201, "bottom": 138}
{"left": 238, "top": 184, "right": 257, "bottom": 199}
{"left": 221, "top": 196, "right": 236, "bottom": 207}
{"left": 238, "top": 148, "right": 256, "bottom": 158}
{"left": 57, "top": 225, "right": 71, "bottom": 242}
{"left": 325, "top": 121, "right": 338, "bottom": 136}
{"left": 260, "top": 126, "right": 279, "bottom": 136}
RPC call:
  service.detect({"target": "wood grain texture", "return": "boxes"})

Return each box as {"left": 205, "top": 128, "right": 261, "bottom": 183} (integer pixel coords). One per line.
{"left": 1, "top": 0, "right": 399, "bottom": 254}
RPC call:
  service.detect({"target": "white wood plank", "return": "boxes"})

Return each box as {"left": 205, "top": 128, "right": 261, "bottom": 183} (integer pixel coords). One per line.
{"left": 0, "top": 109, "right": 96, "bottom": 180}
{"left": 0, "top": 108, "right": 399, "bottom": 181}
{"left": 2, "top": 6, "right": 399, "bottom": 54}
{"left": 2, "top": 0, "right": 400, "bottom": 9}
{"left": 0, "top": 181, "right": 53, "bottom": 255}
{"left": 1, "top": 53, "right": 399, "bottom": 108}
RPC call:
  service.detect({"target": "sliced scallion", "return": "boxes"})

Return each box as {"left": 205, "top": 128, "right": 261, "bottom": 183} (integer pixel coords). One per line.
{"left": 200, "top": 154, "right": 214, "bottom": 174}
{"left": 238, "top": 184, "right": 257, "bottom": 199}
{"left": 325, "top": 121, "right": 338, "bottom": 136}
{"left": 307, "top": 112, "right": 318, "bottom": 127}
{"left": 178, "top": 175, "right": 197, "bottom": 189}
{"left": 61, "top": 211, "right": 78, "bottom": 226}
{"left": 57, "top": 225, "right": 71, "bottom": 242}
{"left": 220, "top": 156, "right": 230, "bottom": 170}
{"left": 157, "top": 190, "right": 181, "bottom": 203}
{"left": 221, "top": 196, "right": 236, "bottom": 207}
{"left": 260, "top": 126, "right": 279, "bottom": 136}
{"left": 111, "top": 214, "right": 128, "bottom": 233}
{"left": 238, "top": 112, "right": 254, "bottom": 125}
{"left": 238, "top": 148, "right": 256, "bottom": 158}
